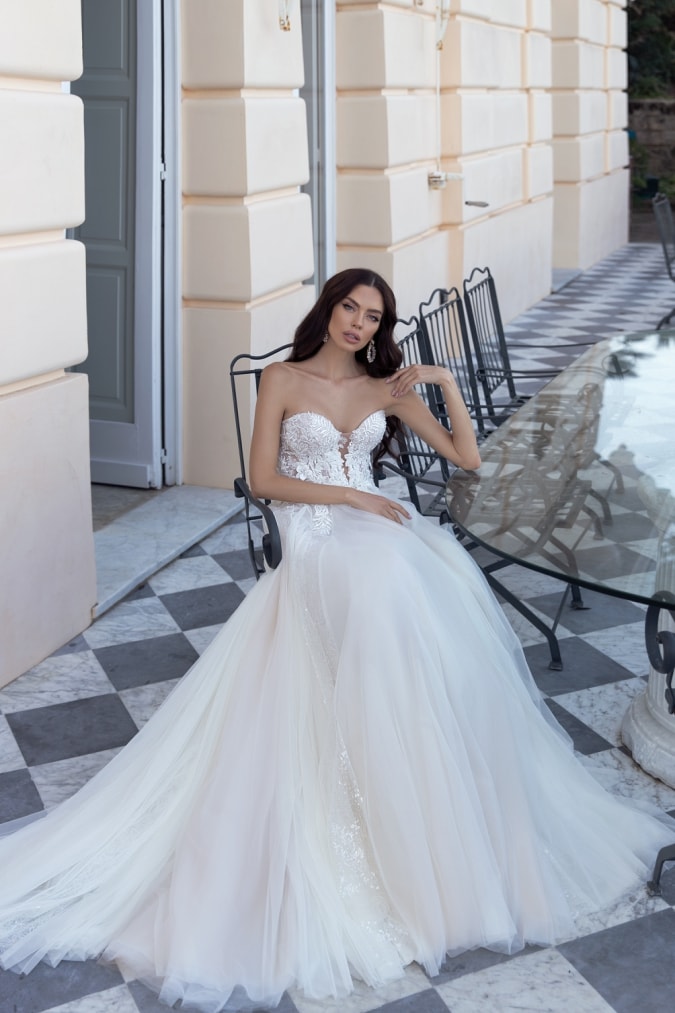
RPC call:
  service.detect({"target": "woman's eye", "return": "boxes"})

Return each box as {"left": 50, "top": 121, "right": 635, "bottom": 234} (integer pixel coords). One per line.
{"left": 343, "top": 302, "right": 355, "bottom": 311}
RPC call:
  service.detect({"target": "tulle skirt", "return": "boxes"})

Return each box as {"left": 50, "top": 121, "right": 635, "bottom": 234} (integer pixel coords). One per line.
{"left": 0, "top": 503, "right": 672, "bottom": 1011}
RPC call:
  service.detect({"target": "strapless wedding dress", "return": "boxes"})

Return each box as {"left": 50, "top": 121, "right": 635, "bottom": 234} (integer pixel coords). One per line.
{"left": 0, "top": 410, "right": 672, "bottom": 1011}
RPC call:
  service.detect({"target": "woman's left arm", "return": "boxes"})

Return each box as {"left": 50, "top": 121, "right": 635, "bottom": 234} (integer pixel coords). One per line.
{"left": 385, "top": 365, "right": 481, "bottom": 471}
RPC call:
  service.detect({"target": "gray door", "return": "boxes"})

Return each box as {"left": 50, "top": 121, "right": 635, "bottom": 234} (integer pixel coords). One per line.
{"left": 72, "top": 0, "right": 163, "bottom": 487}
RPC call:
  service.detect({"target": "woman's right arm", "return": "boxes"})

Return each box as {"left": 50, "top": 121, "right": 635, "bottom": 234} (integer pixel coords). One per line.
{"left": 248, "top": 364, "right": 410, "bottom": 523}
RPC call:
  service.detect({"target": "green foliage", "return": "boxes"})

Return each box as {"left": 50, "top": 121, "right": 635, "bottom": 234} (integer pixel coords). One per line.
{"left": 629, "top": 137, "right": 650, "bottom": 190}
{"left": 628, "top": 0, "right": 675, "bottom": 98}
{"left": 659, "top": 175, "right": 675, "bottom": 201}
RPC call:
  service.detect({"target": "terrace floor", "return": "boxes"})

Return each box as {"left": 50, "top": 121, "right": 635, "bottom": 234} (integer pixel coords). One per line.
{"left": 2, "top": 242, "right": 675, "bottom": 1012}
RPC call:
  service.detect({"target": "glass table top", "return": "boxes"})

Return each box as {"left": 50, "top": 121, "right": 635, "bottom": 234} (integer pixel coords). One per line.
{"left": 445, "top": 329, "right": 675, "bottom": 609}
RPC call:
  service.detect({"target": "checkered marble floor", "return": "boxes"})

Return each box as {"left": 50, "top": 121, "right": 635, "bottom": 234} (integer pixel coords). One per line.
{"left": 2, "top": 243, "right": 675, "bottom": 1012}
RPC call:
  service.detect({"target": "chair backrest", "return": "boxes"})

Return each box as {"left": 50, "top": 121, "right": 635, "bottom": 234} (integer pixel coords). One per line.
{"left": 418, "top": 286, "right": 487, "bottom": 436}
{"left": 229, "top": 343, "right": 292, "bottom": 579}
{"left": 390, "top": 317, "right": 451, "bottom": 508}
{"left": 229, "top": 343, "right": 293, "bottom": 481}
{"left": 653, "top": 193, "right": 675, "bottom": 282}
{"left": 462, "top": 266, "right": 518, "bottom": 405}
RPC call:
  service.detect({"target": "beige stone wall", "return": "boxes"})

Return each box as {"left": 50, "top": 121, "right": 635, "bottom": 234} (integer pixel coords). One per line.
{"left": 439, "top": 0, "right": 554, "bottom": 321}
{"left": 0, "top": 0, "right": 95, "bottom": 687}
{"left": 180, "top": 0, "right": 315, "bottom": 487}
{"left": 335, "top": 1, "right": 554, "bottom": 323}
{"left": 551, "top": 0, "right": 629, "bottom": 269}
{"left": 335, "top": 1, "right": 445, "bottom": 319}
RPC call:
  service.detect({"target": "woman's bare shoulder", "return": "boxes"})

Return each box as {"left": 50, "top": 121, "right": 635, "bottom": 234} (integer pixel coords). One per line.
{"left": 261, "top": 360, "right": 297, "bottom": 387}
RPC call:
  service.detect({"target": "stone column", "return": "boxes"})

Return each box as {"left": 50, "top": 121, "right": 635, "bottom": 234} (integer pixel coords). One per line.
{"left": 551, "top": 0, "right": 629, "bottom": 269}
{"left": 0, "top": 0, "right": 95, "bottom": 686}
{"left": 181, "top": 0, "right": 315, "bottom": 488}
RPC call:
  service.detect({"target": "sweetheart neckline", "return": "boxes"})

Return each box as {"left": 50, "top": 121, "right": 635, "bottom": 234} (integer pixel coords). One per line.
{"left": 282, "top": 409, "right": 385, "bottom": 438}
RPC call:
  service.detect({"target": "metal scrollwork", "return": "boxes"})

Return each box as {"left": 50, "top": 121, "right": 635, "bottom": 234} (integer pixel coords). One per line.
{"left": 645, "top": 600, "right": 675, "bottom": 714}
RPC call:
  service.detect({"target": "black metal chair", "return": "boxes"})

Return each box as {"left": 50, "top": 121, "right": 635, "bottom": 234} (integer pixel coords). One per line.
{"left": 375, "top": 317, "right": 453, "bottom": 524}
{"left": 229, "top": 344, "right": 291, "bottom": 578}
{"left": 652, "top": 192, "right": 675, "bottom": 329}
{"left": 462, "top": 267, "right": 563, "bottom": 428}
{"left": 418, "top": 286, "right": 495, "bottom": 439}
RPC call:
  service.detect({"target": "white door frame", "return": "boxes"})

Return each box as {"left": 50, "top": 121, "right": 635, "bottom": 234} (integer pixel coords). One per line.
{"left": 161, "top": 0, "right": 182, "bottom": 486}
{"left": 301, "top": 0, "right": 336, "bottom": 289}
{"left": 86, "top": 0, "right": 181, "bottom": 488}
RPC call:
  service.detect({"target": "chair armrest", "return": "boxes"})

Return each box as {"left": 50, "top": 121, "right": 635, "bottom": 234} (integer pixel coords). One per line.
{"left": 378, "top": 460, "right": 449, "bottom": 490}
{"left": 233, "top": 478, "right": 283, "bottom": 570}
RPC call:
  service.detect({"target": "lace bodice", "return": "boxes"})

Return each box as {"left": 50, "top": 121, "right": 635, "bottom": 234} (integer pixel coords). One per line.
{"left": 278, "top": 411, "right": 384, "bottom": 490}
{"left": 276, "top": 411, "right": 384, "bottom": 534}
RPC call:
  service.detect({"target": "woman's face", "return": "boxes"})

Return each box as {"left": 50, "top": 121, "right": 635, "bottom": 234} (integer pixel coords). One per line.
{"left": 326, "top": 285, "right": 384, "bottom": 354}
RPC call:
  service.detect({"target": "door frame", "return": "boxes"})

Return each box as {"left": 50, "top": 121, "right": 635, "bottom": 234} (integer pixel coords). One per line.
{"left": 161, "top": 0, "right": 182, "bottom": 486}
{"left": 301, "top": 0, "right": 336, "bottom": 290}
{"left": 82, "top": 0, "right": 181, "bottom": 488}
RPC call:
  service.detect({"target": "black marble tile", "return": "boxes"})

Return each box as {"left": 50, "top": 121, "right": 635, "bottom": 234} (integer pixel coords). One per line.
{"left": 94, "top": 633, "right": 199, "bottom": 690}
{"left": 7, "top": 695, "right": 138, "bottom": 766}
{"left": 656, "top": 863, "right": 675, "bottom": 906}
{"left": 559, "top": 907, "right": 675, "bottom": 1013}
{"left": 180, "top": 543, "right": 207, "bottom": 558}
{"left": 572, "top": 543, "right": 654, "bottom": 582}
{"left": 127, "top": 980, "right": 172, "bottom": 1012}
{"left": 372, "top": 990, "right": 450, "bottom": 1013}
{"left": 0, "top": 959, "right": 123, "bottom": 1013}
{"left": 212, "top": 548, "right": 258, "bottom": 581}
{"left": 607, "top": 485, "right": 653, "bottom": 512}
{"left": 524, "top": 637, "right": 636, "bottom": 696}
{"left": 527, "top": 588, "right": 646, "bottom": 634}
{"left": 601, "top": 511, "right": 659, "bottom": 544}
{"left": 51, "top": 634, "right": 90, "bottom": 657}
{"left": 159, "top": 582, "right": 245, "bottom": 631}
{"left": 0, "top": 768, "right": 43, "bottom": 824}
{"left": 545, "top": 698, "right": 614, "bottom": 754}
{"left": 126, "top": 582, "right": 156, "bottom": 601}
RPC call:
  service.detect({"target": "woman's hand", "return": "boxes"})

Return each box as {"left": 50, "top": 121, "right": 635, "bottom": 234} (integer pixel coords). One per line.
{"left": 345, "top": 489, "right": 412, "bottom": 524}
{"left": 385, "top": 364, "right": 457, "bottom": 399}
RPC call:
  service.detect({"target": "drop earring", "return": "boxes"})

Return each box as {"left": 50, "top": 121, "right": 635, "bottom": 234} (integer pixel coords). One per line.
{"left": 322, "top": 331, "right": 329, "bottom": 344}
{"left": 366, "top": 339, "right": 376, "bottom": 364}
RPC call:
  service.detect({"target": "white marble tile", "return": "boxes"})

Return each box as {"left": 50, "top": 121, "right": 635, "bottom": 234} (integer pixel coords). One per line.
{"left": 43, "top": 983, "right": 139, "bottom": 1013}
{"left": 84, "top": 598, "right": 181, "bottom": 650}
{"left": 624, "top": 538, "right": 660, "bottom": 562}
{"left": 0, "top": 714, "right": 26, "bottom": 773}
{"left": 499, "top": 601, "right": 574, "bottom": 649}
{"left": 555, "top": 678, "right": 646, "bottom": 747}
{"left": 562, "top": 886, "right": 669, "bottom": 944}
{"left": 94, "top": 486, "right": 242, "bottom": 616}
{"left": 581, "top": 747, "right": 675, "bottom": 810}
{"left": 435, "top": 947, "right": 614, "bottom": 1012}
{"left": 0, "top": 652, "right": 114, "bottom": 714}
{"left": 290, "top": 962, "right": 429, "bottom": 1013}
{"left": 31, "top": 748, "right": 122, "bottom": 809}
{"left": 184, "top": 624, "right": 225, "bottom": 655}
{"left": 581, "top": 623, "right": 649, "bottom": 678}
{"left": 118, "top": 679, "right": 181, "bottom": 728}
{"left": 497, "top": 566, "right": 571, "bottom": 600}
{"left": 199, "top": 524, "right": 252, "bottom": 554}
{"left": 236, "top": 577, "right": 257, "bottom": 596}
{"left": 148, "top": 555, "right": 233, "bottom": 595}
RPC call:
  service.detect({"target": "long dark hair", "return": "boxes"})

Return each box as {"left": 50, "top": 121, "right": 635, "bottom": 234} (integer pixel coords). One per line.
{"left": 288, "top": 268, "right": 403, "bottom": 465}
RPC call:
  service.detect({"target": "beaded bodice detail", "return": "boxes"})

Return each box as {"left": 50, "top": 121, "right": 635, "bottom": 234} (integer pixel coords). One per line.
{"left": 278, "top": 410, "right": 384, "bottom": 492}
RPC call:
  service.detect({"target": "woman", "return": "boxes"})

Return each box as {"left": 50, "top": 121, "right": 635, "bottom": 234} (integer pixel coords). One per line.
{"left": 0, "top": 269, "right": 672, "bottom": 1012}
